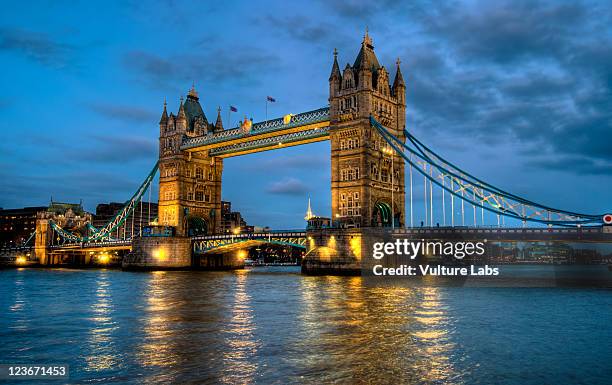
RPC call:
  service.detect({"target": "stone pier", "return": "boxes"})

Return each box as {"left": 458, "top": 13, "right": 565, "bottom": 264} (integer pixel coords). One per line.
{"left": 302, "top": 228, "right": 365, "bottom": 275}
{"left": 123, "top": 236, "right": 192, "bottom": 270}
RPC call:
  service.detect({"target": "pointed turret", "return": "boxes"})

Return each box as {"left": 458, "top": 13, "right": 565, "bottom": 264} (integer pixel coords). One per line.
{"left": 392, "top": 58, "right": 405, "bottom": 103}
{"left": 392, "top": 58, "right": 405, "bottom": 90}
{"left": 183, "top": 83, "right": 208, "bottom": 131}
{"left": 353, "top": 27, "right": 380, "bottom": 72}
{"left": 159, "top": 98, "right": 168, "bottom": 124}
{"left": 175, "top": 96, "right": 187, "bottom": 132}
{"left": 215, "top": 106, "right": 224, "bottom": 131}
{"left": 329, "top": 48, "right": 341, "bottom": 81}
{"left": 177, "top": 96, "right": 186, "bottom": 120}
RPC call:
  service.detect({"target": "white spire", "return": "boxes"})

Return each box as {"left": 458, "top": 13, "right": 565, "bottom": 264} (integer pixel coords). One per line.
{"left": 304, "top": 197, "right": 315, "bottom": 220}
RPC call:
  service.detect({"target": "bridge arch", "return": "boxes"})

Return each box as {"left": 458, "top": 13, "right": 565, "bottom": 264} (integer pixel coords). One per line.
{"left": 187, "top": 215, "right": 209, "bottom": 237}
{"left": 372, "top": 200, "right": 392, "bottom": 227}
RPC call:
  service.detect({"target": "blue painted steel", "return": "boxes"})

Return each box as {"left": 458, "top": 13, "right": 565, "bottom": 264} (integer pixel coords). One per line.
{"left": 181, "top": 107, "right": 330, "bottom": 150}
{"left": 370, "top": 116, "right": 604, "bottom": 226}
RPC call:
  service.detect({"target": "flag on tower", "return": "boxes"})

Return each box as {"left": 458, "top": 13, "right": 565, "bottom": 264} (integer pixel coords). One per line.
{"left": 230, "top": 105, "right": 238, "bottom": 112}
{"left": 267, "top": 96, "right": 276, "bottom": 102}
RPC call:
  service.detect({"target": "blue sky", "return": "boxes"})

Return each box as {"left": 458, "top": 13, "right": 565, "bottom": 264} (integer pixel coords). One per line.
{"left": 1, "top": 0, "right": 611, "bottom": 229}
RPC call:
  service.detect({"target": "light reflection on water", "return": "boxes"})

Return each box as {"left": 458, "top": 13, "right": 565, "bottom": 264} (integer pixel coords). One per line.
{"left": 0, "top": 267, "right": 611, "bottom": 384}
{"left": 85, "top": 270, "right": 119, "bottom": 371}
{"left": 221, "top": 270, "right": 259, "bottom": 385}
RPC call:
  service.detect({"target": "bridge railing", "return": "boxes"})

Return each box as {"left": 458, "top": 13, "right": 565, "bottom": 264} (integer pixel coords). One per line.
{"left": 393, "top": 226, "right": 603, "bottom": 234}
{"left": 370, "top": 116, "right": 605, "bottom": 227}
{"left": 209, "top": 126, "right": 330, "bottom": 157}
{"left": 181, "top": 107, "right": 330, "bottom": 150}
{"left": 191, "top": 230, "right": 307, "bottom": 241}
{"left": 48, "top": 239, "right": 132, "bottom": 250}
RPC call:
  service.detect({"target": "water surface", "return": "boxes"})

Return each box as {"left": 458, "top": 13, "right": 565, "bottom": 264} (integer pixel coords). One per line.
{"left": 1, "top": 267, "right": 611, "bottom": 384}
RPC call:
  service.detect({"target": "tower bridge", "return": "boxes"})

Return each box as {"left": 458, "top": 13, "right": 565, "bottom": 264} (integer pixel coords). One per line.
{"left": 156, "top": 30, "right": 407, "bottom": 237}
{"left": 18, "top": 31, "right": 611, "bottom": 272}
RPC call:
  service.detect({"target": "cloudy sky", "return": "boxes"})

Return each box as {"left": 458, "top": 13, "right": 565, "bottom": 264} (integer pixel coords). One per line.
{"left": 0, "top": 0, "right": 611, "bottom": 228}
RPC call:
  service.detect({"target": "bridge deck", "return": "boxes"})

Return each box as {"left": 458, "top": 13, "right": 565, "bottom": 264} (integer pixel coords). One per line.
{"left": 34, "top": 227, "right": 612, "bottom": 254}
{"left": 312, "top": 226, "right": 612, "bottom": 243}
{"left": 181, "top": 107, "right": 330, "bottom": 157}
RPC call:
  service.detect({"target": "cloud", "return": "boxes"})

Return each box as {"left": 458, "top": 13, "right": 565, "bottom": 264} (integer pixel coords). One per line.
{"left": 0, "top": 169, "right": 144, "bottom": 211}
{"left": 0, "top": 27, "right": 76, "bottom": 68}
{"left": 380, "top": 0, "right": 612, "bottom": 175}
{"left": 323, "top": 0, "right": 406, "bottom": 20}
{"left": 122, "top": 47, "right": 281, "bottom": 90}
{"left": 258, "top": 15, "right": 340, "bottom": 44}
{"left": 87, "top": 102, "right": 157, "bottom": 123}
{"left": 82, "top": 135, "right": 157, "bottom": 163}
{"left": 266, "top": 177, "right": 309, "bottom": 195}
{"left": 525, "top": 154, "right": 612, "bottom": 176}
{"left": 425, "top": 1, "right": 586, "bottom": 64}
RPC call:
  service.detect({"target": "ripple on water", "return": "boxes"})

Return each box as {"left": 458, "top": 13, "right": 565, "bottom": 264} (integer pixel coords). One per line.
{"left": 0, "top": 268, "right": 611, "bottom": 384}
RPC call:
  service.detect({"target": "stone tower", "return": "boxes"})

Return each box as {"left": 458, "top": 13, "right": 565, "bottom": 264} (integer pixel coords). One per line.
{"left": 157, "top": 85, "right": 223, "bottom": 236}
{"left": 329, "top": 31, "right": 406, "bottom": 228}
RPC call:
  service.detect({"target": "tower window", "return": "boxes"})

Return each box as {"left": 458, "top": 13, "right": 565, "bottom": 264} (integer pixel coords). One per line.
{"left": 381, "top": 168, "right": 389, "bottom": 183}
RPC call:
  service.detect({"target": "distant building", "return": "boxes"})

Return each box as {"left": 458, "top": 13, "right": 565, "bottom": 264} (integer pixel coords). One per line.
{"left": 0, "top": 201, "right": 90, "bottom": 247}
{"left": 307, "top": 216, "right": 331, "bottom": 229}
{"left": 303, "top": 197, "right": 330, "bottom": 229}
{"left": 0, "top": 206, "right": 46, "bottom": 247}
{"left": 47, "top": 201, "right": 86, "bottom": 216}
{"left": 93, "top": 201, "right": 158, "bottom": 237}
{"left": 304, "top": 197, "right": 315, "bottom": 220}
{"left": 220, "top": 201, "right": 254, "bottom": 234}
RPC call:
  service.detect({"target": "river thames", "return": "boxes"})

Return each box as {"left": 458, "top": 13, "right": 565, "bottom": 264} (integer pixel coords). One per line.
{"left": 1, "top": 267, "right": 611, "bottom": 384}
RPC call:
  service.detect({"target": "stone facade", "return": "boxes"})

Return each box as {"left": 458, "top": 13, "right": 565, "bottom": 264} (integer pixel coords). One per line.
{"left": 123, "top": 236, "right": 192, "bottom": 270}
{"left": 302, "top": 227, "right": 363, "bottom": 275}
{"left": 158, "top": 86, "right": 224, "bottom": 236}
{"left": 35, "top": 203, "right": 92, "bottom": 264}
{"left": 329, "top": 31, "right": 406, "bottom": 229}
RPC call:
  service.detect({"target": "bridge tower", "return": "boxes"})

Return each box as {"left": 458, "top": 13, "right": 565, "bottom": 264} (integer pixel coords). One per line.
{"left": 329, "top": 31, "right": 406, "bottom": 228}
{"left": 157, "top": 86, "right": 223, "bottom": 236}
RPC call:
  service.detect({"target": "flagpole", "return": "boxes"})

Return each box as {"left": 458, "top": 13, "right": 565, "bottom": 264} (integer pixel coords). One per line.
{"left": 228, "top": 107, "right": 231, "bottom": 128}
{"left": 265, "top": 99, "right": 268, "bottom": 121}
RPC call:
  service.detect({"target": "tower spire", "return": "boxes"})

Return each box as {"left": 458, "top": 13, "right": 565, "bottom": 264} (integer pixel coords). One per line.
{"left": 353, "top": 28, "right": 379, "bottom": 71}
{"left": 363, "top": 26, "right": 372, "bottom": 48}
{"left": 159, "top": 97, "right": 168, "bottom": 124}
{"left": 329, "top": 48, "right": 341, "bottom": 81}
{"left": 188, "top": 82, "right": 198, "bottom": 99}
{"left": 304, "top": 196, "right": 315, "bottom": 220}
{"left": 177, "top": 96, "right": 186, "bottom": 120}
{"left": 392, "top": 57, "right": 405, "bottom": 90}
{"left": 215, "top": 106, "right": 223, "bottom": 131}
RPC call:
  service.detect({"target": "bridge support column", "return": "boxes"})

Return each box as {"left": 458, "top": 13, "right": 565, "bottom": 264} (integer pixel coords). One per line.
{"left": 35, "top": 218, "right": 51, "bottom": 265}
{"left": 302, "top": 228, "right": 365, "bottom": 275}
{"left": 123, "top": 236, "right": 192, "bottom": 270}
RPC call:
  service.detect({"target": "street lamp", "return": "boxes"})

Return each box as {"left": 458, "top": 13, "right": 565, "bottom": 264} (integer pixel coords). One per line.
{"left": 384, "top": 146, "right": 395, "bottom": 229}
